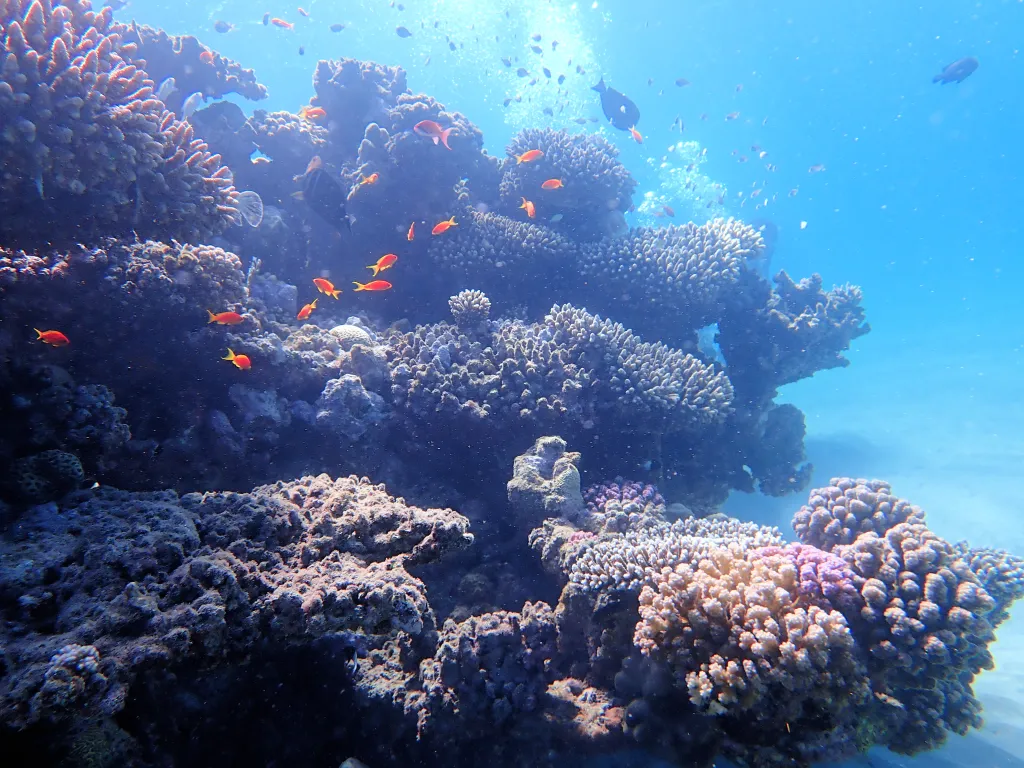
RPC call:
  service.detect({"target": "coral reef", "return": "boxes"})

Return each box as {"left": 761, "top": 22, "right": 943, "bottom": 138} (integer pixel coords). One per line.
{"left": 793, "top": 477, "right": 925, "bottom": 550}
{"left": 0, "top": 0, "right": 239, "bottom": 247}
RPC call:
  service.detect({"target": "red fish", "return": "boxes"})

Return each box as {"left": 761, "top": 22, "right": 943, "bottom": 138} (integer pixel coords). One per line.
{"left": 663, "top": 205, "right": 675, "bottom": 217}
{"left": 359, "top": 172, "right": 379, "bottom": 186}
{"left": 207, "top": 310, "right": 244, "bottom": 325}
{"left": 353, "top": 280, "right": 392, "bottom": 292}
{"left": 297, "top": 298, "right": 318, "bottom": 320}
{"left": 432, "top": 216, "right": 457, "bottom": 235}
{"left": 223, "top": 348, "right": 251, "bottom": 370}
{"left": 299, "top": 105, "right": 326, "bottom": 121}
{"left": 629, "top": 125, "right": 643, "bottom": 144}
{"left": 313, "top": 277, "right": 341, "bottom": 298}
{"left": 519, "top": 197, "right": 536, "bottom": 218}
{"left": 34, "top": 328, "right": 69, "bottom": 347}
{"left": 368, "top": 253, "right": 398, "bottom": 276}
{"left": 407, "top": 221, "right": 415, "bottom": 241}
{"left": 516, "top": 149, "right": 544, "bottom": 163}
{"left": 199, "top": 51, "right": 215, "bottom": 64}
{"left": 270, "top": 18, "right": 293, "bottom": 29}
{"left": 413, "top": 120, "right": 454, "bottom": 150}
{"left": 297, "top": 7, "right": 309, "bottom": 17}
{"left": 541, "top": 178, "right": 563, "bottom": 190}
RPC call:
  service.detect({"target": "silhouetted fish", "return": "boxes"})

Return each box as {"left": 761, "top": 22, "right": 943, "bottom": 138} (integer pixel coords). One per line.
{"left": 591, "top": 78, "right": 640, "bottom": 131}
{"left": 933, "top": 56, "right": 978, "bottom": 84}
{"left": 396, "top": 26, "right": 412, "bottom": 38}
{"left": 303, "top": 169, "right": 351, "bottom": 233}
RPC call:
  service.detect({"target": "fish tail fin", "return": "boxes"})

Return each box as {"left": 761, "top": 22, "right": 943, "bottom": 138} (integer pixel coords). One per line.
{"left": 207, "top": 309, "right": 217, "bottom": 323}
{"left": 440, "top": 128, "right": 453, "bottom": 150}
{"left": 353, "top": 282, "right": 366, "bottom": 292}
{"left": 223, "top": 348, "right": 236, "bottom": 361}
{"left": 310, "top": 298, "right": 318, "bottom": 308}
{"left": 367, "top": 264, "right": 379, "bottom": 276}
{"left": 33, "top": 328, "right": 42, "bottom": 339}
{"left": 449, "top": 216, "right": 457, "bottom": 226}
{"left": 331, "top": 289, "right": 341, "bottom": 299}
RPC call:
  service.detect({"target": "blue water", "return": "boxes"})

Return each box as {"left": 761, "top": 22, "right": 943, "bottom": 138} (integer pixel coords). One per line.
{"left": 8, "top": 0, "right": 1024, "bottom": 764}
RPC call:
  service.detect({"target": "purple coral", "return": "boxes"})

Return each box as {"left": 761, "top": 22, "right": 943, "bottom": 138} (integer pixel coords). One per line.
{"left": 751, "top": 543, "right": 861, "bottom": 612}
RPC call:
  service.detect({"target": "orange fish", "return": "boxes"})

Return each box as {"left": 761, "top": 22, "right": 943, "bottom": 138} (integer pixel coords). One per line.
{"left": 34, "top": 328, "right": 69, "bottom": 347}
{"left": 516, "top": 149, "right": 544, "bottom": 164}
{"left": 297, "top": 298, "right": 318, "bottom": 320}
{"left": 359, "top": 172, "right": 379, "bottom": 186}
{"left": 270, "top": 18, "right": 293, "bottom": 29}
{"left": 313, "top": 277, "right": 341, "bottom": 299}
{"left": 725, "top": 111, "right": 740, "bottom": 121}
{"left": 222, "top": 348, "right": 251, "bottom": 370}
{"left": 353, "top": 280, "right": 392, "bottom": 292}
{"left": 629, "top": 125, "right": 643, "bottom": 144}
{"left": 413, "top": 120, "right": 454, "bottom": 150}
{"left": 431, "top": 216, "right": 457, "bottom": 235}
{"left": 663, "top": 205, "right": 675, "bottom": 217}
{"left": 199, "top": 51, "right": 215, "bottom": 64}
{"left": 207, "top": 309, "right": 244, "bottom": 325}
{"left": 519, "top": 197, "right": 536, "bottom": 218}
{"left": 367, "top": 253, "right": 398, "bottom": 276}
{"left": 297, "top": 7, "right": 309, "bottom": 16}
{"left": 406, "top": 221, "right": 415, "bottom": 241}
{"left": 541, "top": 178, "right": 564, "bottom": 190}
{"left": 299, "top": 105, "right": 326, "bottom": 121}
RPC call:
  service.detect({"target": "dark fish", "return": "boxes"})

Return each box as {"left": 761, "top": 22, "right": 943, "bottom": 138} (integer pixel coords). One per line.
{"left": 543, "top": 107, "right": 553, "bottom": 116}
{"left": 214, "top": 20, "right": 232, "bottom": 33}
{"left": 543, "top": 67, "right": 551, "bottom": 78}
{"left": 302, "top": 168, "right": 351, "bottom": 233}
{"left": 591, "top": 77, "right": 640, "bottom": 131}
{"left": 397, "top": 3, "right": 405, "bottom": 9}
{"left": 528, "top": 78, "right": 537, "bottom": 86}
{"left": 557, "top": 74, "right": 565, "bottom": 85}
{"left": 588, "top": 117, "right": 598, "bottom": 123}
{"left": 263, "top": 12, "right": 269, "bottom": 25}
{"left": 298, "top": 45, "right": 305, "bottom": 55}
{"left": 516, "top": 68, "right": 529, "bottom": 77}
{"left": 449, "top": 41, "right": 456, "bottom": 51}
{"left": 330, "top": 23, "right": 345, "bottom": 32}
{"left": 396, "top": 26, "right": 412, "bottom": 38}
{"left": 573, "top": 117, "right": 587, "bottom": 124}
{"left": 503, "top": 98, "right": 512, "bottom": 107}
{"left": 531, "top": 33, "right": 541, "bottom": 42}
{"left": 551, "top": 41, "right": 559, "bottom": 50}
{"left": 530, "top": 45, "right": 542, "bottom": 54}
{"left": 502, "top": 57, "right": 512, "bottom": 67}
{"left": 675, "top": 77, "right": 690, "bottom": 87}
{"left": 933, "top": 56, "right": 978, "bottom": 84}
{"left": 647, "top": 77, "right": 653, "bottom": 86}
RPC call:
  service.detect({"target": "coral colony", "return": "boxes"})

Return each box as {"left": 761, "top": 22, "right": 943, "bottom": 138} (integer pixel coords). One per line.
{"left": 0, "top": 2, "right": 1020, "bottom": 767}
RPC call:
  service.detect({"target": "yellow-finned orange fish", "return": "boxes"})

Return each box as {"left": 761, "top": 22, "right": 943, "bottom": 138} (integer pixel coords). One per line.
{"left": 368, "top": 253, "right": 398, "bottom": 276}
{"left": 359, "top": 173, "right": 379, "bottom": 186}
{"left": 299, "top": 105, "right": 326, "bottom": 121}
{"left": 313, "top": 277, "right": 341, "bottom": 299}
{"left": 222, "top": 348, "right": 251, "bottom": 370}
{"left": 353, "top": 280, "right": 392, "bottom": 292}
{"left": 629, "top": 125, "right": 643, "bottom": 144}
{"left": 34, "top": 328, "right": 69, "bottom": 346}
{"left": 432, "top": 216, "right": 457, "bottom": 235}
{"left": 199, "top": 51, "right": 215, "bottom": 64}
{"left": 541, "top": 178, "right": 563, "bottom": 190}
{"left": 516, "top": 149, "right": 543, "bottom": 163}
{"left": 207, "top": 310, "right": 244, "bottom": 325}
{"left": 413, "top": 120, "right": 454, "bottom": 150}
{"left": 297, "top": 298, "right": 318, "bottom": 320}
{"left": 519, "top": 197, "right": 536, "bottom": 218}
{"left": 407, "top": 221, "right": 415, "bottom": 241}
{"left": 271, "top": 18, "right": 293, "bottom": 29}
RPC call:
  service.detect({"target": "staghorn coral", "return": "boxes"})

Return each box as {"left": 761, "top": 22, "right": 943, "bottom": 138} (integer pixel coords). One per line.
{"left": 578, "top": 219, "right": 764, "bottom": 340}
{"left": 500, "top": 128, "right": 636, "bottom": 241}
{"left": 0, "top": 474, "right": 472, "bottom": 728}
{"left": 718, "top": 270, "right": 870, "bottom": 406}
{"left": 386, "top": 304, "right": 733, "bottom": 441}
{"left": 793, "top": 477, "right": 925, "bottom": 550}
{"left": 122, "top": 23, "right": 267, "bottom": 115}
{"left": 0, "top": 0, "right": 239, "bottom": 247}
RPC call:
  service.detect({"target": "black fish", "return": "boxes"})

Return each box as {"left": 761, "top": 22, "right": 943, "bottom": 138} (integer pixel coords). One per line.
{"left": 933, "top": 56, "right": 978, "bottom": 84}
{"left": 557, "top": 74, "right": 565, "bottom": 85}
{"left": 516, "top": 68, "right": 529, "bottom": 77}
{"left": 502, "top": 57, "right": 512, "bottom": 67}
{"left": 330, "top": 23, "right": 345, "bottom": 32}
{"left": 303, "top": 169, "right": 351, "bottom": 233}
{"left": 396, "top": 26, "right": 412, "bottom": 38}
{"left": 591, "top": 77, "right": 640, "bottom": 131}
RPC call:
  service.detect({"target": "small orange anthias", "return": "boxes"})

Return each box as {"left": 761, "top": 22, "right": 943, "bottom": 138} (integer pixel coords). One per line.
{"left": 519, "top": 197, "right": 536, "bottom": 218}
{"left": 297, "top": 298, "right": 318, "bottom": 320}
{"left": 299, "top": 105, "right": 326, "bottom": 121}
{"left": 271, "top": 18, "right": 293, "bottom": 29}
{"left": 34, "top": 328, "right": 69, "bottom": 346}
{"left": 359, "top": 172, "right": 379, "bottom": 186}
{"left": 353, "top": 280, "right": 392, "bottom": 292}
{"left": 222, "top": 348, "right": 251, "bottom": 370}
{"left": 313, "top": 277, "right": 341, "bottom": 299}
{"left": 432, "top": 216, "right": 457, "bottom": 235}
{"left": 199, "top": 51, "right": 215, "bottom": 64}
{"left": 413, "top": 120, "right": 454, "bottom": 150}
{"left": 629, "top": 125, "right": 643, "bottom": 144}
{"left": 207, "top": 309, "right": 244, "bottom": 325}
{"left": 406, "top": 221, "right": 415, "bottom": 241}
{"left": 515, "top": 149, "right": 544, "bottom": 163}
{"left": 367, "top": 253, "right": 398, "bottom": 276}
{"left": 541, "top": 178, "right": 564, "bottom": 190}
